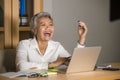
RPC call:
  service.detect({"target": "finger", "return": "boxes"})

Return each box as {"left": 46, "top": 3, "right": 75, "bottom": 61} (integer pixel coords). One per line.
{"left": 79, "top": 22, "right": 87, "bottom": 30}
{"left": 78, "top": 21, "right": 84, "bottom": 27}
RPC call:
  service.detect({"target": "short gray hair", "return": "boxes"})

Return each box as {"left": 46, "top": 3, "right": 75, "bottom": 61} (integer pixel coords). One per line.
{"left": 30, "top": 12, "right": 53, "bottom": 30}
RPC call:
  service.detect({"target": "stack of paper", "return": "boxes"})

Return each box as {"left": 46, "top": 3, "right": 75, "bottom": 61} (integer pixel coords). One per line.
{"left": 0, "top": 69, "right": 58, "bottom": 78}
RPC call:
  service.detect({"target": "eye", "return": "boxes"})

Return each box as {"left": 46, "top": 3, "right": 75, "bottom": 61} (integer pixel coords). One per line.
{"left": 40, "top": 22, "right": 45, "bottom": 26}
{"left": 49, "top": 23, "right": 53, "bottom": 26}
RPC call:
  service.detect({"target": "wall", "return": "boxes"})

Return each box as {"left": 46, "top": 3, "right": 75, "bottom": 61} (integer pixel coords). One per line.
{"left": 44, "top": 0, "right": 120, "bottom": 65}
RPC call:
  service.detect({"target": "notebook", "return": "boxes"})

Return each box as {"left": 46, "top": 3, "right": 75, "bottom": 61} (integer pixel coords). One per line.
{"left": 58, "top": 46, "right": 101, "bottom": 73}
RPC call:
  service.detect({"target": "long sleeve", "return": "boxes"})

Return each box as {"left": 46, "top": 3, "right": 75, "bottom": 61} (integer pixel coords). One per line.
{"left": 16, "top": 38, "right": 71, "bottom": 71}
{"left": 16, "top": 40, "right": 48, "bottom": 71}
{"left": 76, "top": 43, "right": 85, "bottom": 48}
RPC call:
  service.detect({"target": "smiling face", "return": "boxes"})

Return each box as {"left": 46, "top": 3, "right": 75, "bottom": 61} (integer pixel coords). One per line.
{"left": 34, "top": 17, "right": 54, "bottom": 42}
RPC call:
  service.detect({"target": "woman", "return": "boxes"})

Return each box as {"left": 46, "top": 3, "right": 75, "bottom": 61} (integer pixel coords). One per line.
{"left": 16, "top": 12, "right": 88, "bottom": 71}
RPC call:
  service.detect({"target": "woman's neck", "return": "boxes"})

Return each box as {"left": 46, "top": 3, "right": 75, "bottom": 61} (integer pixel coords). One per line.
{"left": 37, "top": 40, "right": 48, "bottom": 55}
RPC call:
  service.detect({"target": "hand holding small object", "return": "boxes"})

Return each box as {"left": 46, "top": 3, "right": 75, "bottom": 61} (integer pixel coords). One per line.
{"left": 78, "top": 20, "right": 83, "bottom": 29}
{"left": 77, "top": 20, "right": 88, "bottom": 45}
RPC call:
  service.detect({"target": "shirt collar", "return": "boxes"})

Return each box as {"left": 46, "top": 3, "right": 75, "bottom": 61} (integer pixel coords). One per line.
{"left": 47, "top": 40, "right": 56, "bottom": 50}
{"left": 30, "top": 37, "right": 38, "bottom": 49}
{"left": 29, "top": 37, "right": 55, "bottom": 51}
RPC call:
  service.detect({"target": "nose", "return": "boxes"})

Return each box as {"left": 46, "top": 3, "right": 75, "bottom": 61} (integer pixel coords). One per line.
{"left": 46, "top": 25, "right": 49, "bottom": 28}
{"left": 45, "top": 25, "right": 50, "bottom": 30}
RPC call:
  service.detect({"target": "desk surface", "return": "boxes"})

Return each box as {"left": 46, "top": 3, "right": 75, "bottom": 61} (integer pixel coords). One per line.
{"left": 0, "top": 63, "right": 120, "bottom": 80}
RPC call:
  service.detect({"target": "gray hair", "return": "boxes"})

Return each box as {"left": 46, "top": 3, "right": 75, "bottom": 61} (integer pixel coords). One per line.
{"left": 30, "top": 12, "right": 53, "bottom": 30}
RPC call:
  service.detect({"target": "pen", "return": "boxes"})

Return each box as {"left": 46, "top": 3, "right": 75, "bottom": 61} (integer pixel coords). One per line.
{"left": 77, "top": 20, "right": 80, "bottom": 23}
{"left": 77, "top": 20, "right": 83, "bottom": 29}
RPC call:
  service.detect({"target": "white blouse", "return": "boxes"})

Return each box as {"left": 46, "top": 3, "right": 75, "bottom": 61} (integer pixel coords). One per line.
{"left": 16, "top": 37, "right": 84, "bottom": 71}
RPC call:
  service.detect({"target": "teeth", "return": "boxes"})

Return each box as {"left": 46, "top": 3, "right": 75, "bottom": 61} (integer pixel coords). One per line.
{"left": 46, "top": 32, "right": 50, "bottom": 33}
{"left": 44, "top": 32, "right": 51, "bottom": 36}
{"left": 45, "top": 32, "right": 50, "bottom": 34}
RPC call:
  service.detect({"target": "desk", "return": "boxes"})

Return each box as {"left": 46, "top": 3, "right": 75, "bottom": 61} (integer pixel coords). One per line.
{"left": 0, "top": 63, "right": 120, "bottom": 80}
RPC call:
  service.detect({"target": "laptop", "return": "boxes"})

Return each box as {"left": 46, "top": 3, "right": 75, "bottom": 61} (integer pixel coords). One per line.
{"left": 58, "top": 46, "right": 101, "bottom": 73}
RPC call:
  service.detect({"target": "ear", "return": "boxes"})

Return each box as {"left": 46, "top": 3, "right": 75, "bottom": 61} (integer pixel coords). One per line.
{"left": 31, "top": 29, "right": 37, "bottom": 35}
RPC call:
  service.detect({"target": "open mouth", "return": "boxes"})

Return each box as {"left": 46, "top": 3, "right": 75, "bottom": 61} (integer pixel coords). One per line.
{"left": 44, "top": 32, "right": 52, "bottom": 37}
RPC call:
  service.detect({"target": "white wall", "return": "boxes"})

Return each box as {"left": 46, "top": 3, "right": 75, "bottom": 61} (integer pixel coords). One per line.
{"left": 44, "top": 0, "right": 120, "bottom": 65}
